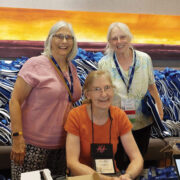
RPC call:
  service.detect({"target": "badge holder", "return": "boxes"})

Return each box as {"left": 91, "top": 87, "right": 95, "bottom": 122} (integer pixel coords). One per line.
{"left": 91, "top": 143, "right": 116, "bottom": 175}
{"left": 90, "top": 104, "right": 116, "bottom": 175}
{"left": 121, "top": 98, "right": 136, "bottom": 123}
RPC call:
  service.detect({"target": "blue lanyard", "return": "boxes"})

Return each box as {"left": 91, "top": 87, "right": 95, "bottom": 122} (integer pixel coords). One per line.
{"left": 51, "top": 56, "right": 74, "bottom": 101}
{"left": 113, "top": 51, "right": 137, "bottom": 94}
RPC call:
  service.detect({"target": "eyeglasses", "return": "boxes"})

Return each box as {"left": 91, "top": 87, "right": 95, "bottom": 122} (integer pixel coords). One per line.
{"left": 53, "top": 34, "right": 74, "bottom": 41}
{"left": 110, "top": 35, "right": 127, "bottom": 42}
{"left": 89, "top": 85, "right": 113, "bottom": 94}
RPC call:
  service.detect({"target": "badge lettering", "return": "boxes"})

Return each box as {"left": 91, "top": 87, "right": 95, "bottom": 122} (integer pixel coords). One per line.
{"left": 97, "top": 145, "right": 107, "bottom": 153}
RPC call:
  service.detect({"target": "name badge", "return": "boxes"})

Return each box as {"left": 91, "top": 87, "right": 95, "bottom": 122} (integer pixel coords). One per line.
{"left": 91, "top": 144, "right": 116, "bottom": 175}
{"left": 121, "top": 99, "right": 136, "bottom": 123}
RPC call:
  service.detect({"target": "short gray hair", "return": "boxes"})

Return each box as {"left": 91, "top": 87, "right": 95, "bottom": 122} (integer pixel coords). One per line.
{"left": 105, "top": 22, "right": 133, "bottom": 55}
{"left": 42, "top": 21, "right": 78, "bottom": 61}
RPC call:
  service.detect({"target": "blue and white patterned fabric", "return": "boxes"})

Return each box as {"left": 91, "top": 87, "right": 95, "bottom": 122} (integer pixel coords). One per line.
{"left": 142, "top": 91, "right": 171, "bottom": 138}
{"left": 153, "top": 68, "right": 180, "bottom": 137}
{"left": 0, "top": 108, "right": 11, "bottom": 145}
{"left": 154, "top": 68, "right": 180, "bottom": 122}
{"left": 139, "top": 166, "right": 178, "bottom": 180}
{"left": 72, "top": 48, "right": 103, "bottom": 106}
{"left": 0, "top": 57, "right": 28, "bottom": 145}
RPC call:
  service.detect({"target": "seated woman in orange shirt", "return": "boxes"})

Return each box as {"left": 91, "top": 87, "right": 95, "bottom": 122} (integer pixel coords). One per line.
{"left": 65, "top": 70, "right": 143, "bottom": 180}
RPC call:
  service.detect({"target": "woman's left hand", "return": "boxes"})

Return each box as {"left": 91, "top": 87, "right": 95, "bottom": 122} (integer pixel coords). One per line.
{"left": 11, "top": 135, "right": 26, "bottom": 165}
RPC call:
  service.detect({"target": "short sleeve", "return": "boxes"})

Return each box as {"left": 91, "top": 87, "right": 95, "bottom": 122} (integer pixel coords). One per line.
{"left": 64, "top": 109, "right": 80, "bottom": 137}
{"left": 98, "top": 56, "right": 106, "bottom": 70}
{"left": 98, "top": 59, "right": 103, "bottom": 69}
{"left": 18, "top": 57, "right": 40, "bottom": 87}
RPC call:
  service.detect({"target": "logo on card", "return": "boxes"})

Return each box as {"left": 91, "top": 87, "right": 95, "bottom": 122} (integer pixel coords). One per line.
{"left": 97, "top": 145, "right": 107, "bottom": 153}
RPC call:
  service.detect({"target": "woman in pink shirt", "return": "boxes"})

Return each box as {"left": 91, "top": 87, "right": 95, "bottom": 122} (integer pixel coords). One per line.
{"left": 9, "top": 21, "right": 81, "bottom": 180}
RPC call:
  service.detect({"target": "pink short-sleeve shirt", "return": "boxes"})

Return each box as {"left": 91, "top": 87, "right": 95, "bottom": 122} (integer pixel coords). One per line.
{"left": 18, "top": 55, "right": 81, "bottom": 149}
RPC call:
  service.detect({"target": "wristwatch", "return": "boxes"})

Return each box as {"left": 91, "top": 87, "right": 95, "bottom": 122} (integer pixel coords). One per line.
{"left": 12, "top": 131, "right": 23, "bottom": 137}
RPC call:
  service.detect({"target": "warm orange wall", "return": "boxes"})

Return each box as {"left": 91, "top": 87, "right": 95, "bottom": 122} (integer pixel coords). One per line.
{"left": 0, "top": 7, "right": 179, "bottom": 44}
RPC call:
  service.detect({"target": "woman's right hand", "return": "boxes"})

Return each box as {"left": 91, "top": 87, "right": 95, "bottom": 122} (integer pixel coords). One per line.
{"left": 11, "top": 135, "right": 26, "bottom": 165}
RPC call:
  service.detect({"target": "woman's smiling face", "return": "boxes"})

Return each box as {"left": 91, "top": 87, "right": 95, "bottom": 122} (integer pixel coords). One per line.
{"left": 86, "top": 75, "right": 114, "bottom": 110}
{"left": 109, "top": 26, "right": 131, "bottom": 55}
{"left": 51, "top": 27, "right": 74, "bottom": 58}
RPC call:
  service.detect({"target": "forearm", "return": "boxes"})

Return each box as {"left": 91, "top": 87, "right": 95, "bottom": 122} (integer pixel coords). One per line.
{"left": 10, "top": 98, "right": 26, "bottom": 165}
{"left": 125, "top": 158, "right": 143, "bottom": 179}
{"left": 148, "top": 83, "right": 163, "bottom": 119}
{"left": 9, "top": 98, "right": 23, "bottom": 134}
{"left": 68, "top": 162, "right": 113, "bottom": 180}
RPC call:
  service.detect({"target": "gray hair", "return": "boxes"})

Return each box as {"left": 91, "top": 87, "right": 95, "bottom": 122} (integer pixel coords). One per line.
{"left": 42, "top": 21, "right": 78, "bottom": 61}
{"left": 105, "top": 22, "right": 133, "bottom": 55}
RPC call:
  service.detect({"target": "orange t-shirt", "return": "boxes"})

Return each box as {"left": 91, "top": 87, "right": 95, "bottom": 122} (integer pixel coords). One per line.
{"left": 65, "top": 104, "right": 132, "bottom": 167}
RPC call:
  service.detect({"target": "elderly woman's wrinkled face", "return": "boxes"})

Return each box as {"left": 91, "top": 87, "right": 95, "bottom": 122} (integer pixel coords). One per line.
{"left": 109, "top": 26, "right": 131, "bottom": 54}
{"left": 51, "top": 27, "right": 74, "bottom": 58}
